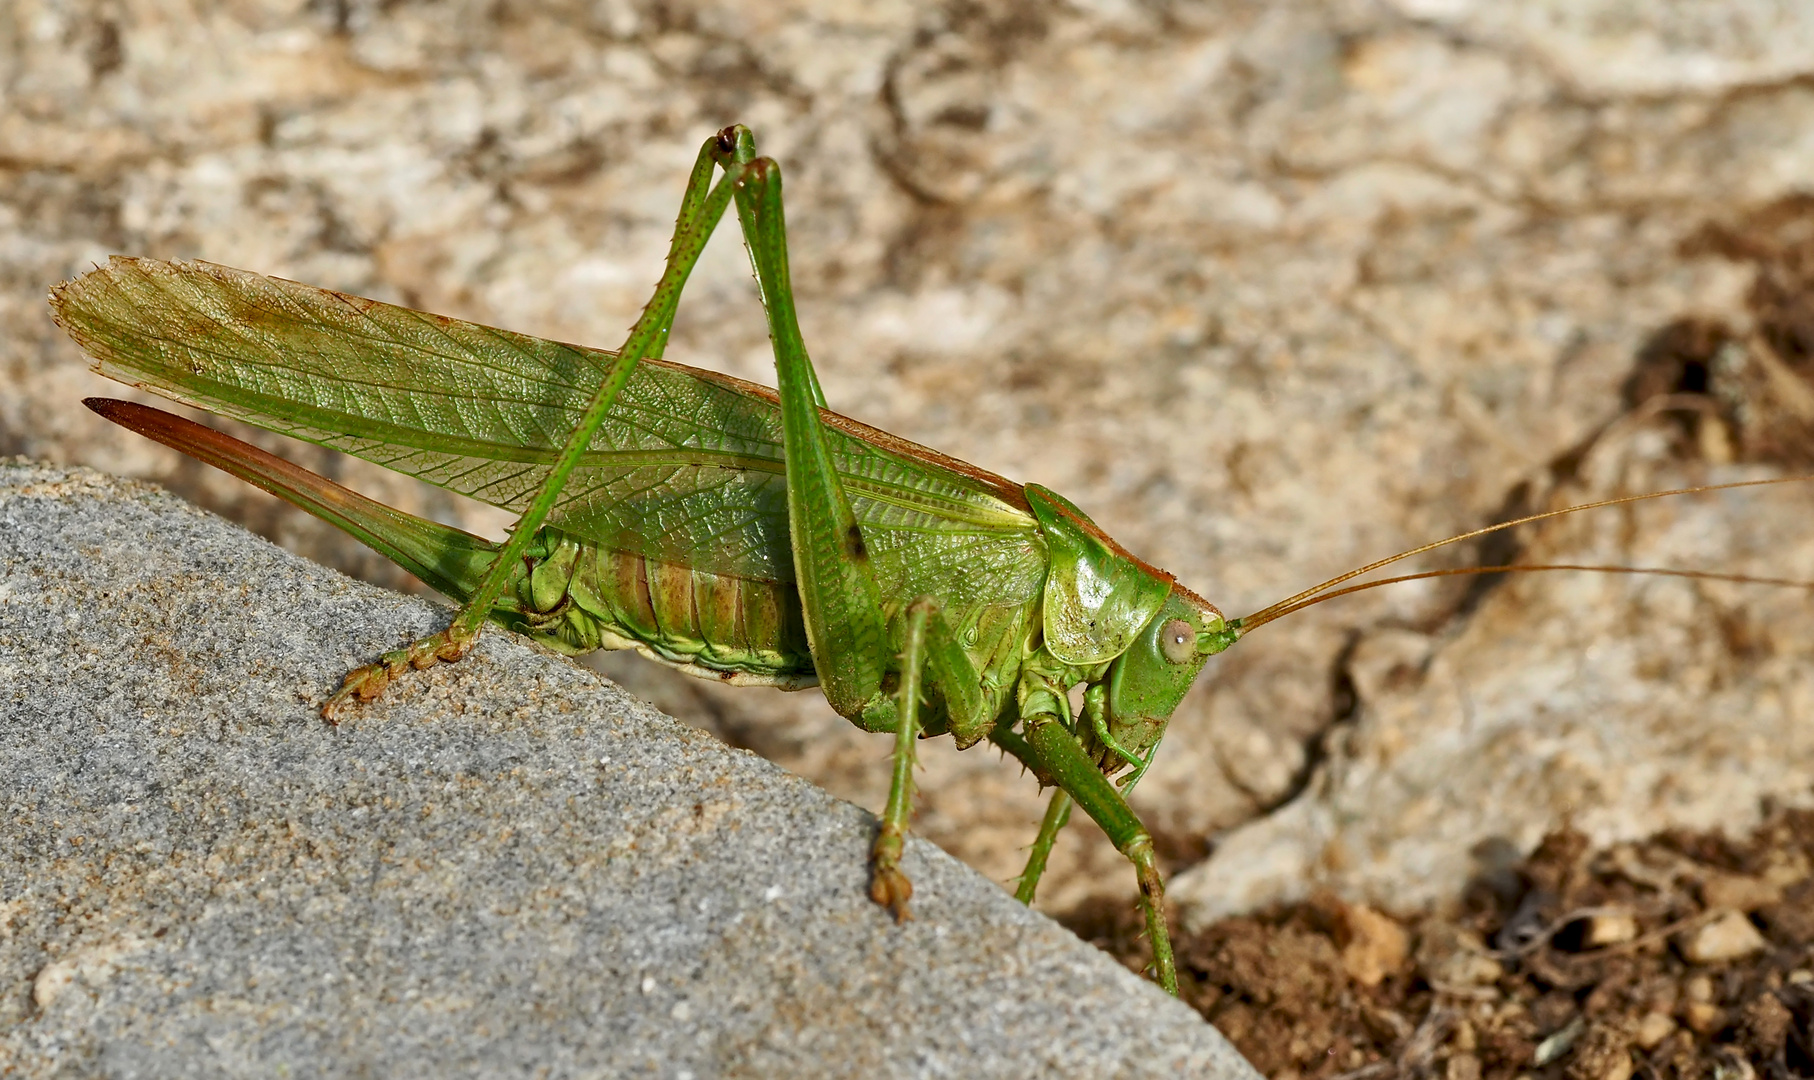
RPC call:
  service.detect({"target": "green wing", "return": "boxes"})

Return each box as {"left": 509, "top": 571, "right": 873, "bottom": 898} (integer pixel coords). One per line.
{"left": 52, "top": 257, "right": 1045, "bottom": 612}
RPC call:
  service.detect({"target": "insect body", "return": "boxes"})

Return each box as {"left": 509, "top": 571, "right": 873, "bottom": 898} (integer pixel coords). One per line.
{"left": 53, "top": 125, "right": 1243, "bottom": 994}
{"left": 50, "top": 126, "right": 1800, "bottom": 996}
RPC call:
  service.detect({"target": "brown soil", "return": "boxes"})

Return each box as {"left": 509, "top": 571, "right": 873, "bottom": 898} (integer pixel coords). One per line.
{"left": 1066, "top": 808, "right": 1814, "bottom": 1079}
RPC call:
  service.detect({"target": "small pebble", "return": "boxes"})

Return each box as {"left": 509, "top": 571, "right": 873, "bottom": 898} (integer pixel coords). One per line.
{"left": 1679, "top": 911, "right": 1767, "bottom": 964}
{"left": 1635, "top": 1011, "right": 1676, "bottom": 1049}
{"left": 1582, "top": 910, "right": 1638, "bottom": 947}
{"left": 1683, "top": 1001, "right": 1723, "bottom": 1035}
{"left": 1453, "top": 1019, "right": 1476, "bottom": 1052}
{"left": 1533, "top": 1016, "right": 1584, "bottom": 1066}
{"left": 1762, "top": 851, "right": 1812, "bottom": 888}
{"left": 32, "top": 959, "right": 76, "bottom": 1010}
{"left": 1445, "top": 1052, "right": 1480, "bottom": 1080}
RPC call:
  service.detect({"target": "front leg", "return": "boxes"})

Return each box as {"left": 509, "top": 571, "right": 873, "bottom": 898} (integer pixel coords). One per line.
{"left": 324, "top": 631, "right": 477, "bottom": 719}
{"left": 997, "top": 710, "right": 1178, "bottom": 995}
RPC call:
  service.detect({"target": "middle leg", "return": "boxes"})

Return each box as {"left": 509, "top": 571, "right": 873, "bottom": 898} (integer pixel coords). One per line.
{"left": 1013, "top": 788, "right": 1074, "bottom": 905}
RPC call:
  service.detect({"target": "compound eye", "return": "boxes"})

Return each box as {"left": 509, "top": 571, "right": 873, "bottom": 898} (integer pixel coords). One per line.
{"left": 1159, "top": 618, "right": 1195, "bottom": 664}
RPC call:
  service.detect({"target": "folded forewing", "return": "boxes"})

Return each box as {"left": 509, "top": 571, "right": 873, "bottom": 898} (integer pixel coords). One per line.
{"left": 53, "top": 257, "right": 1042, "bottom": 597}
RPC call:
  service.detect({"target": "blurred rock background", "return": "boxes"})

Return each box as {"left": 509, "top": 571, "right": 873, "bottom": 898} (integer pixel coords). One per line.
{"left": 5, "top": 0, "right": 1813, "bottom": 926}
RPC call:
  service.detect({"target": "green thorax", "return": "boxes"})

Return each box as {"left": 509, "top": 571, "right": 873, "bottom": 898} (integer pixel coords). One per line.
{"left": 1020, "top": 484, "right": 1237, "bottom": 768}
{"left": 1024, "top": 485, "right": 1172, "bottom": 665}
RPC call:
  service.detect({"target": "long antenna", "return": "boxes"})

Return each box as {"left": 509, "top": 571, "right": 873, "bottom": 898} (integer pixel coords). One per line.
{"left": 1242, "top": 563, "right": 1814, "bottom": 630}
{"left": 1237, "top": 476, "right": 1814, "bottom": 632}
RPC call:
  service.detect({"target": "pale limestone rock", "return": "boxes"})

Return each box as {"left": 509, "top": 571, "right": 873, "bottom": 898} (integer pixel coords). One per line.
{"left": 1635, "top": 1011, "right": 1676, "bottom": 1050}
{"left": 4, "top": 0, "right": 1812, "bottom": 925}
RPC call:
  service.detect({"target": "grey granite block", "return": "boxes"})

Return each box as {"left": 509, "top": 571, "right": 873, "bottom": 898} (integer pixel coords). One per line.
{"left": 0, "top": 462, "right": 1257, "bottom": 1079}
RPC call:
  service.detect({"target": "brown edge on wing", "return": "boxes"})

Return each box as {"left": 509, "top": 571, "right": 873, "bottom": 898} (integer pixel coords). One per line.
{"left": 645, "top": 357, "right": 1034, "bottom": 514}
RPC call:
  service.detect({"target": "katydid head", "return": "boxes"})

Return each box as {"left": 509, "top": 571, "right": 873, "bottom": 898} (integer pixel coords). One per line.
{"left": 1100, "top": 585, "right": 1238, "bottom": 764}
{"left": 1023, "top": 483, "right": 1245, "bottom": 767}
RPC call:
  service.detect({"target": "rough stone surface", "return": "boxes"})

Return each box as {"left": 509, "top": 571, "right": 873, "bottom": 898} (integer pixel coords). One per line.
{"left": 0, "top": 463, "right": 1257, "bottom": 1079}
{"left": 5, "top": 0, "right": 1814, "bottom": 920}
{"left": 1176, "top": 439, "right": 1814, "bottom": 923}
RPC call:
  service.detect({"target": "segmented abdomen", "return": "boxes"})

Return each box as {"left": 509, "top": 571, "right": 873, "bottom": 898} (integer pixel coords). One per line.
{"left": 510, "top": 528, "right": 816, "bottom": 687}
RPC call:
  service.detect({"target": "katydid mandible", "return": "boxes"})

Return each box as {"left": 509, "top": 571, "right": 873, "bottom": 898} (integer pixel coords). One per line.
{"left": 51, "top": 125, "right": 1809, "bottom": 996}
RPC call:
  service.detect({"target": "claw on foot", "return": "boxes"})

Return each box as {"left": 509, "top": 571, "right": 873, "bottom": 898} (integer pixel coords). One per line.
{"left": 321, "top": 663, "right": 391, "bottom": 723}
{"left": 319, "top": 627, "right": 477, "bottom": 722}
{"left": 870, "top": 828, "right": 913, "bottom": 921}
{"left": 869, "top": 865, "right": 913, "bottom": 922}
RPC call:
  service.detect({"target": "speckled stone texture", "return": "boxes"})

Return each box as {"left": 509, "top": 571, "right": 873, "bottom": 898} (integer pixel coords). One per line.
{"left": 0, "top": 463, "right": 1258, "bottom": 1079}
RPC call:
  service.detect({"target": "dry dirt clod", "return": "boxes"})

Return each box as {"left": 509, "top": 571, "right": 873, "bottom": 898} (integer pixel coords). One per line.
{"left": 1416, "top": 923, "right": 1503, "bottom": 990}
{"left": 1738, "top": 992, "right": 1793, "bottom": 1060}
{"left": 1338, "top": 904, "right": 1409, "bottom": 989}
{"left": 1759, "top": 880, "right": 1814, "bottom": 945}
{"left": 1563, "top": 1020, "right": 1640, "bottom": 1080}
